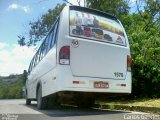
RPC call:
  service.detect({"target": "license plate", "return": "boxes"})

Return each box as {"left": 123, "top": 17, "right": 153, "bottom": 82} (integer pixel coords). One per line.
{"left": 94, "top": 81, "right": 109, "bottom": 88}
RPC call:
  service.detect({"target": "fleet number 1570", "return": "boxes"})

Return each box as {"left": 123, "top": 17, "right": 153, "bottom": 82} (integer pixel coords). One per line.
{"left": 114, "top": 72, "right": 123, "bottom": 78}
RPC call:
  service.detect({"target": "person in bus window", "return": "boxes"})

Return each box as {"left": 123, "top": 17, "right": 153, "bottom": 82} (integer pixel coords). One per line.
{"left": 93, "top": 16, "right": 99, "bottom": 28}
{"left": 81, "top": 13, "right": 88, "bottom": 26}
{"left": 87, "top": 14, "right": 93, "bottom": 27}
{"left": 74, "top": 12, "right": 82, "bottom": 35}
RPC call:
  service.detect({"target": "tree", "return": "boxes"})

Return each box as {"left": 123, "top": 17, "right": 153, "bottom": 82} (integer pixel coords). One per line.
{"left": 121, "top": 0, "right": 160, "bottom": 98}
{"left": 127, "top": 13, "right": 160, "bottom": 98}
{"left": 86, "top": 0, "right": 130, "bottom": 18}
{"left": 18, "top": 3, "right": 66, "bottom": 46}
{"left": 135, "top": 0, "right": 160, "bottom": 31}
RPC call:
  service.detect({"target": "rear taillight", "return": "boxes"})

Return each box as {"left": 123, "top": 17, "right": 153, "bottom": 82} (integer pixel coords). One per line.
{"left": 127, "top": 55, "right": 132, "bottom": 72}
{"left": 59, "top": 46, "right": 70, "bottom": 65}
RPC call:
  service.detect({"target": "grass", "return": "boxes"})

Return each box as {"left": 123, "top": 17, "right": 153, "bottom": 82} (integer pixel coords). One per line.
{"left": 97, "top": 98, "right": 160, "bottom": 114}
{"left": 98, "top": 98, "right": 160, "bottom": 107}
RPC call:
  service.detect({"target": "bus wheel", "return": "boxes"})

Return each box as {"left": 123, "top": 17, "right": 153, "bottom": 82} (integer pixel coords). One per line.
{"left": 37, "top": 86, "right": 48, "bottom": 109}
{"left": 26, "top": 91, "right": 31, "bottom": 105}
{"left": 26, "top": 99, "right": 31, "bottom": 105}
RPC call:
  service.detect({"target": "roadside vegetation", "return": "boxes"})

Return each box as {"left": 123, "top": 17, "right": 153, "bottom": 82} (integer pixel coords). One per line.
{"left": 0, "top": 79, "right": 23, "bottom": 99}
{"left": 0, "top": 71, "right": 26, "bottom": 99}
{"left": 99, "top": 98, "right": 160, "bottom": 107}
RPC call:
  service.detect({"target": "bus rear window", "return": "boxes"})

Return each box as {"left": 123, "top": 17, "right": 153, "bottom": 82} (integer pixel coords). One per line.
{"left": 69, "top": 8, "right": 126, "bottom": 46}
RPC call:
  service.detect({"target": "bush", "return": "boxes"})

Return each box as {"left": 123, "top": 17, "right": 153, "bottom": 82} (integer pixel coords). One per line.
{"left": 0, "top": 77, "right": 24, "bottom": 99}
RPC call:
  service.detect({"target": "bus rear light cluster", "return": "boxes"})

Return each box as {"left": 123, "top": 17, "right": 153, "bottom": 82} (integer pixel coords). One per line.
{"left": 59, "top": 46, "right": 70, "bottom": 65}
{"left": 127, "top": 55, "right": 132, "bottom": 72}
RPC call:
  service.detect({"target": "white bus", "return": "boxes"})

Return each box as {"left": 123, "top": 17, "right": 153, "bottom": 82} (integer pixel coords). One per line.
{"left": 25, "top": 6, "right": 132, "bottom": 109}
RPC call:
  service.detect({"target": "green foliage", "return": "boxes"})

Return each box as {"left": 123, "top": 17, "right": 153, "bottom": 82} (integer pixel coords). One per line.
{"left": 86, "top": 0, "right": 130, "bottom": 18}
{"left": 18, "top": 3, "right": 66, "bottom": 46}
{"left": 0, "top": 73, "right": 26, "bottom": 99}
{"left": 122, "top": 12, "right": 160, "bottom": 98}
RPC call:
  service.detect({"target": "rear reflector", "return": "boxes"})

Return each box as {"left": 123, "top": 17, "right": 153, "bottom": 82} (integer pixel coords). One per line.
{"left": 73, "top": 81, "right": 79, "bottom": 84}
{"left": 59, "top": 59, "right": 69, "bottom": 65}
{"left": 127, "top": 55, "right": 132, "bottom": 72}
{"left": 59, "top": 46, "right": 70, "bottom": 65}
{"left": 116, "top": 84, "right": 126, "bottom": 87}
{"left": 121, "top": 84, "right": 126, "bottom": 87}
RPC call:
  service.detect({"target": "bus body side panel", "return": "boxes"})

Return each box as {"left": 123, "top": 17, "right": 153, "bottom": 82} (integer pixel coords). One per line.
{"left": 27, "top": 69, "right": 38, "bottom": 99}
{"left": 27, "top": 46, "right": 57, "bottom": 99}
{"left": 40, "top": 46, "right": 57, "bottom": 97}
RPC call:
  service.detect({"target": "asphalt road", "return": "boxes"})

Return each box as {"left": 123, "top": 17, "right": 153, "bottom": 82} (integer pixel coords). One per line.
{"left": 0, "top": 99, "right": 154, "bottom": 120}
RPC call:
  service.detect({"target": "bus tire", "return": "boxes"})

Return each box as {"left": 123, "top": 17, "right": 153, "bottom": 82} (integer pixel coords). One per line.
{"left": 37, "top": 85, "right": 48, "bottom": 109}
{"left": 26, "top": 99, "right": 31, "bottom": 105}
{"left": 26, "top": 90, "right": 31, "bottom": 105}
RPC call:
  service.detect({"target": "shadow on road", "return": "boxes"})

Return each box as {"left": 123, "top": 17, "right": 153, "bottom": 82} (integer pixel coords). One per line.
{"left": 24, "top": 103, "right": 130, "bottom": 117}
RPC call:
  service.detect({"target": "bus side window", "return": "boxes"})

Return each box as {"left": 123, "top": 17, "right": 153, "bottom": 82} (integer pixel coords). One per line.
{"left": 54, "top": 20, "right": 59, "bottom": 45}
{"left": 47, "top": 30, "right": 54, "bottom": 52}
{"left": 32, "top": 56, "right": 36, "bottom": 68}
{"left": 50, "top": 25, "right": 56, "bottom": 48}
{"left": 34, "top": 50, "right": 40, "bottom": 67}
{"left": 28, "top": 62, "right": 32, "bottom": 74}
{"left": 38, "top": 43, "right": 43, "bottom": 61}
{"left": 36, "top": 49, "right": 40, "bottom": 64}
{"left": 43, "top": 36, "right": 49, "bottom": 55}
{"left": 50, "top": 20, "right": 59, "bottom": 48}
{"left": 30, "top": 59, "right": 34, "bottom": 71}
{"left": 41, "top": 43, "right": 46, "bottom": 59}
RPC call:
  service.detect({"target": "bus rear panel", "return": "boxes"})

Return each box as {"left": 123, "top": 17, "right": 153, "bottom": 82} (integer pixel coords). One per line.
{"left": 56, "top": 6, "right": 131, "bottom": 97}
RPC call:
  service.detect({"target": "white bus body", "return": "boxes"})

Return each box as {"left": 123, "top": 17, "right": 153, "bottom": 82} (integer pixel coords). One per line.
{"left": 26, "top": 6, "right": 132, "bottom": 109}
